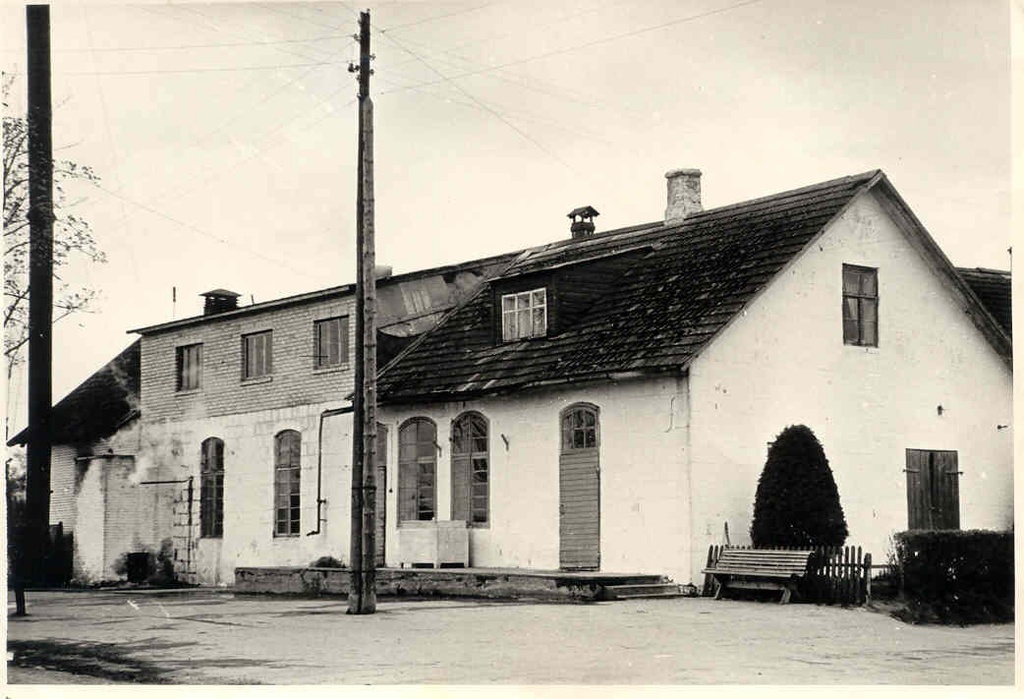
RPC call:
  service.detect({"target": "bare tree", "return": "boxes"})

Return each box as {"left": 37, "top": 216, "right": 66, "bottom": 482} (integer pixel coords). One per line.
{"left": 3, "top": 73, "right": 105, "bottom": 376}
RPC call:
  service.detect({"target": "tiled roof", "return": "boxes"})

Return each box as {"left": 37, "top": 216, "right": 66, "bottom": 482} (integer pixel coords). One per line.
{"left": 378, "top": 171, "right": 882, "bottom": 402}
{"left": 957, "top": 267, "right": 1011, "bottom": 335}
{"left": 8, "top": 340, "right": 140, "bottom": 447}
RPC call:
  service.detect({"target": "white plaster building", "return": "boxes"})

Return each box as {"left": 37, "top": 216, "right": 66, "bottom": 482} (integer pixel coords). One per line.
{"left": 18, "top": 168, "right": 1011, "bottom": 588}
{"left": 375, "top": 169, "right": 1012, "bottom": 585}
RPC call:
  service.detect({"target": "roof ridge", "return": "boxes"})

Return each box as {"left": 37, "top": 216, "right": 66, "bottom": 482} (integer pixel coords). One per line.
{"left": 677, "top": 170, "right": 882, "bottom": 224}
{"left": 957, "top": 266, "right": 1011, "bottom": 276}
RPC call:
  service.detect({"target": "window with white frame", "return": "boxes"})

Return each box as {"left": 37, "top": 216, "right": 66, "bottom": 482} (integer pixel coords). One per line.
{"left": 242, "top": 330, "right": 273, "bottom": 379}
{"left": 274, "top": 430, "right": 301, "bottom": 536}
{"left": 314, "top": 316, "right": 348, "bottom": 369}
{"left": 501, "top": 288, "right": 547, "bottom": 341}
{"left": 176, "top": 343, "right": 202, "bottom": 391}
{"left": 200, "top": 437, "right": 224, "bottom": 538}
{"left": 842, "top": 265, "right": 878, "bottom": 347}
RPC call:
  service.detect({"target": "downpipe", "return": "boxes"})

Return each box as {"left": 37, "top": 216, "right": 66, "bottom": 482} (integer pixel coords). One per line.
{"left": 307, "top": 406, "right": 353, "bottom": 536}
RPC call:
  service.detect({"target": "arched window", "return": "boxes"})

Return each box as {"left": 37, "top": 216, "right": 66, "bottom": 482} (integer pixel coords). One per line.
{"left": 200, "top": 437, "right": 224, "bottom": 538}
{"left": 398, "top": 418, "right": 436, "bottom": 523}
{"left": 561, "top": 404, "right": 599, "bottom": 451}
{"left": 451, "top": 412, "right": 489, "bottom": 525}
{"left": 274, "top": 430, "right": 301, "bottom": 536}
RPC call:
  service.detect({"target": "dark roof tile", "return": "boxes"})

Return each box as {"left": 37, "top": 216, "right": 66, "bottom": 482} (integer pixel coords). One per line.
{"left": 379, "top": 171, "right": 879, "bottom": 401}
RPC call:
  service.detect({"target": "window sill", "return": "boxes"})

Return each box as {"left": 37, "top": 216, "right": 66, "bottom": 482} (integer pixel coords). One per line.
{"left": 199, "top": 535, "right": 223, "bottom": 540}
{"left": 313, "top": 364, "right": 350, "bottom": 376}
{"left": 272, "top": 533, "right": 300, "bottom": 538}
{"left": 175, "top": 388, "right": 202, "bottom": 396}
{"left": 843, "top": 343, "right": 880, "bottom": 354}
{"left": 501, "top": 335, "right": 547, "bottom": 344}
{"left": 241, "top": 375, "right": 273, "bottom": 386}
{"left": 398, "top": 519, "right": 438, "bottom": 529}
{"left": 397, "top": 520, "right": 480, "bottom": 529}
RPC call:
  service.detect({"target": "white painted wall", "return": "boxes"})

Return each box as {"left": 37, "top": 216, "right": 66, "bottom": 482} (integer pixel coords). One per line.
{"left": 380, "top": 375, "right": 692, "bottom": 585}
{"left": 72, "top": 456, "right": 105, "bottom": 581}
{"left": 141, "top": 402, "right": 354, "bottom": 585}
{"left": 687, "top": 189, "right": 1013, "bottom": 582}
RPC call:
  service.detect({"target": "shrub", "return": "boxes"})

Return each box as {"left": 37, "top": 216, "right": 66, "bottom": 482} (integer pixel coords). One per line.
{"left": 750, "top": 424, "right": 848, "bottom": 548}
{"left": 893, "top": 529, "right": 1013, "bottom": 624}
{"left": 310, "top": 556, "right": 345, "bottom": 569}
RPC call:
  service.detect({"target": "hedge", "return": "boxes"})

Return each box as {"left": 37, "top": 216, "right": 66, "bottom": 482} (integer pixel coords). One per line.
{"left": 893, "top": 529, "right": 1013, "bottom": 624}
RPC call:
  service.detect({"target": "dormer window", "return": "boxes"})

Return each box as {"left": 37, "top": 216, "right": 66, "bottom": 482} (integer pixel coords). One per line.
{"left": 502, "top": 288, "right": 547, "bottom": 341}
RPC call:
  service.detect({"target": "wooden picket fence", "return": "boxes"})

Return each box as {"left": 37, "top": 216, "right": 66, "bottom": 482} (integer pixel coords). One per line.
{"left": 703, "top": 544, "right": 872, "bottom": 606}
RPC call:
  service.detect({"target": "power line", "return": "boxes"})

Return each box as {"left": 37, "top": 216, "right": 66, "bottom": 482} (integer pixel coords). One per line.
{"left": 92, "top": 182, "right": 310, "bottom": 278}
{"left": 82, "top": 4, "right": 138, "bottom": 285}
{"left": 46, "top": 34, "right": 357, "bottom": 53}
{"left": 115, "top": 61, "right": 335, "bottom": 208}
{"left": 382, "top": 0, "right": 630, "bottom": 66}
{"left": 374, "top": 27, "right": 582, "bottom": 177}
{"left": 379, "top": 3, "right": 497, "bottom": 33}
{"left": 59, "top": 60, "right": 343, "bottom": 77}
{"left": 380, "top": 0, "right": 766, "bottom": 97}
{"left": 376, "top": 36, "right": 650, "bottom": 122}
{"left": 147, "top": 91, "right": 357, "bottom": 213}
{"left": 389, "top": 81, "right": 615, "bottom": 146}
{"left": 258, "top": 2, "right": 356, "bottom": 33}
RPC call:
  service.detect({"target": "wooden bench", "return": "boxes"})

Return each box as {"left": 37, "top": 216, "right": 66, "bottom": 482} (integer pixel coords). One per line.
{"left": 701, "top": 549, "right": 813, "bottom": 604}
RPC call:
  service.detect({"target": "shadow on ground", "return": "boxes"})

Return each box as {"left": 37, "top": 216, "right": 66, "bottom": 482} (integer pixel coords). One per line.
{"left": 8, "top": 639, "right": 170, "bottom": 684}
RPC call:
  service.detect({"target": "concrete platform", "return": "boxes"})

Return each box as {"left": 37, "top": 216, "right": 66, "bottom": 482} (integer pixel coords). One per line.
{"left": 234, "top": 566, "right": 671, "bottom": 601}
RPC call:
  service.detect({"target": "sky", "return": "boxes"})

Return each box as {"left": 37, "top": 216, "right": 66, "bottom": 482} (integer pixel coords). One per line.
{"left": 1, "top": 0, "right": 1016, "bottom": 435}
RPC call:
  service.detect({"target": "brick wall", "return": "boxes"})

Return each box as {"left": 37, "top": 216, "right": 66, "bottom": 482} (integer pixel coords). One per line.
{"left": 139, "top": 296, "right": 357, "bottom": 422}
{"left": 49, "top": 446, "right": 78, "bottom": 531}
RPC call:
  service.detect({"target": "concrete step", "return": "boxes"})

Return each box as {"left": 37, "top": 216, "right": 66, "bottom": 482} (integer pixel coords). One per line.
{"left": 603, "top": 583, "right": 684, "bottom": 600}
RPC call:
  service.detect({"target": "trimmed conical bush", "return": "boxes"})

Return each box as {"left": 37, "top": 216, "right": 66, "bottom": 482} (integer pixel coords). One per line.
{"left": 750, "top": 424, "right": 848, "bottom": 548}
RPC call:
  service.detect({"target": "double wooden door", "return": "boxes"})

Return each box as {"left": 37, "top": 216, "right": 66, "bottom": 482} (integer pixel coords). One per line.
{"left": 905, "top": 449, "right": 960, "bottom": 530}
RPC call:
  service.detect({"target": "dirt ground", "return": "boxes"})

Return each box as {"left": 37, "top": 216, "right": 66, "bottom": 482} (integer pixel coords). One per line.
{"left": 4, "top": 589, "right": 1015, "bottom": 685}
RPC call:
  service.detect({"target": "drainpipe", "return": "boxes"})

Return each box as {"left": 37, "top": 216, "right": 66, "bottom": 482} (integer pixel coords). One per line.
{"left": 308, "top": 406, "right": 353, "bottom": 536}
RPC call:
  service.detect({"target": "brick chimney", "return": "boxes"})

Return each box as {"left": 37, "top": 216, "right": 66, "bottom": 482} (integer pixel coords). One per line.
{"left": 200, "top": 288, "right": 241, "bottom": 315}
{"left": 665, "top": 168, "right": 702, "bottom": 224}
{"left": 568, "top": 206, "right": 600, "bottom": 238}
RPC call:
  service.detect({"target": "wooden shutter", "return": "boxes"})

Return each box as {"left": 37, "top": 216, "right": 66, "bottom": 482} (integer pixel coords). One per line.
{"left": 906, "top": 449, "right": 960, "bottom": 530}
{"left": 933, "top": 451, "right": 960, "bottom": 529}
{"left": 451, "top": 452, "right": 471, "bottom": 522}
{"left": 906, "top": 449, "right": 927, "bottom": 529}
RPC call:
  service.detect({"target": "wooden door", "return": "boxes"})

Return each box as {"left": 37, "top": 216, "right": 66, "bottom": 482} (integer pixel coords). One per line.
{"left": 559, "top": 404, "right": 600, "bottom": 570}
{"left": 375, "top": 424, "right": 388, "bottom": 567}
{"left": 906, "top": 449, "right": 960, "bottom": 530}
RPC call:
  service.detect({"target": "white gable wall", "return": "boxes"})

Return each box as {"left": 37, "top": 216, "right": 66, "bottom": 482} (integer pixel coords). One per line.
{"left": 686, "top": 189, "right": 1013, "bottom": 583}
{"left": 140, "top": 403, "right": 354, "bottom": 585}
{"left": 380, "top": 374, "right": 692, "bottom": 584}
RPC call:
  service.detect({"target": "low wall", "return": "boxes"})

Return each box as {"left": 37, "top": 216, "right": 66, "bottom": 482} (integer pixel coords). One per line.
{"left": 234, "top": 567, "right": 659, "bottom": 601}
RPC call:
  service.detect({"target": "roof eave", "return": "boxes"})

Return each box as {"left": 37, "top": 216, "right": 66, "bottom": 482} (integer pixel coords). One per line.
{"left": 870, "top": 174, "right": 1012, "bottom": 365}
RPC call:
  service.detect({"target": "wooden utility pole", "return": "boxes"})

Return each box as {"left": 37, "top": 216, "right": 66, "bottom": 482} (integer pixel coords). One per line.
{"left": 348, "top": 9, "right": 377, "bottom": 615}
{"left": 20, "top": 4, "right": 54, "bottom": 614}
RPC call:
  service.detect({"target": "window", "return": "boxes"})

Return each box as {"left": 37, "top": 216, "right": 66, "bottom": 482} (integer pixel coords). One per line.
{"left": 274, "top": 430, "right": 301, "bottom": 536}
{"left": 314, "top": 316, "right": 349, "bottom": 369}
{"left": 562, "top": 405, "right": 598, "bottom": 450}
{"left": 842, "top": 265, "right": 878, "bottom": 347}
{"left": 176, "top": 343, "right": 202, "bottom": 391}
{"left": 200, "top": 437, "right": 224, "bottom": 538}
{"left": 451, "top": 412, "right": 488, "bottom": 525}
{"left": 501, "top": 288, "right": 547, "bottom": 341}
{"left": 398, "top": 418, "right": 436, "bottom": 522}
{"left": 242, "top": 330, "right": 273, "bottom": 379}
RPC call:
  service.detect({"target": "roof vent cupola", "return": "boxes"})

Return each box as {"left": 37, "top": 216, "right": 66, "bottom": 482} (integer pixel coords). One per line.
{"left": 568, "top": 206, "right": 600, "bottom": 238}
{"left": 665, "top": 168, "right": 702, "bottom": 224}
{"left": 200, "top": 288, "right": 241, "bottom": 315}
